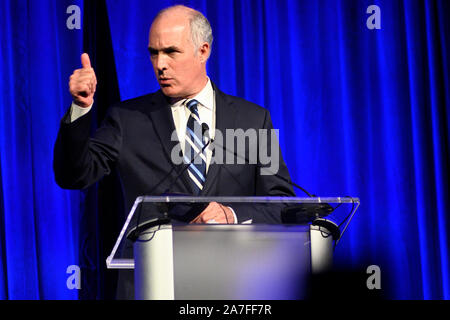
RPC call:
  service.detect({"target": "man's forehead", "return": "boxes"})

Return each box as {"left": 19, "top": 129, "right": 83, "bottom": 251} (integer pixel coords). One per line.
{"left": 150, "top": 20, "right": 189, "bottom": 40}
{"left": 151, "top": 9, "right": 190, "bottom": 31}
{"left": 152, "top": 23, "right": 187, "bottom": 35}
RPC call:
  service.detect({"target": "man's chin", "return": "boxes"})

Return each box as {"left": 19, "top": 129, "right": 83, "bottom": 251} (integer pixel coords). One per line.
{"left": 160, "top": 86, "right": 179, "bottom": 97}
{"left": 160, "top": 87, "right": 185, "bottom": 103}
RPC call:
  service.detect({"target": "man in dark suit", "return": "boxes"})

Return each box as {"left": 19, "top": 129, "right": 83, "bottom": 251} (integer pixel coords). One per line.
{"left": 54, "top": 4, "right": 295, "bottom": 298}
{"left": 54, "top": 4, "right": 294, "bottom": 223}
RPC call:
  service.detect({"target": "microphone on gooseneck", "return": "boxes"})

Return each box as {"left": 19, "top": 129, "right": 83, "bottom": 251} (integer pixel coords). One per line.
{"left": 128, "top": 123, "right": 213, "bottom": 240}
{"left": 162, "top": 123, "right": 213, "bottom": 194}
{"left": 143, "top": 123, "right": 213, "bottom": 198}
{"left": 210, "top": 139, "right": 335, "bottom": 224}
{"left": 210, "top": 139, "right": 315, "bottom": 197}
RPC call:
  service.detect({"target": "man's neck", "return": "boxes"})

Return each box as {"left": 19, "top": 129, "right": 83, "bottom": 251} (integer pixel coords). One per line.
{"left": 168, "top": 76, "right": 209, "bottom": 104}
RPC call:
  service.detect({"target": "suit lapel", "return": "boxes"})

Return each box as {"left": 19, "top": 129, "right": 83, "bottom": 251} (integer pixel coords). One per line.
{"left": 145, "top": 90, "right": 193, "bottom": 193}
{"left": 202, "top": 83, "right": 237, "bottom": 195}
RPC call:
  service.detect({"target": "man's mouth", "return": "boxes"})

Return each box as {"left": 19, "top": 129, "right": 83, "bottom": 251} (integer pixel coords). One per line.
{"left": 159, "top": 77, "right": 172, "bottom": 84}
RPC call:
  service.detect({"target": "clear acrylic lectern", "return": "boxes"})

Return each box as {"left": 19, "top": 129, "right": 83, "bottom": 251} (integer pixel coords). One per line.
{"left": 106, "top": 196, "right": 360, "bottom": 300}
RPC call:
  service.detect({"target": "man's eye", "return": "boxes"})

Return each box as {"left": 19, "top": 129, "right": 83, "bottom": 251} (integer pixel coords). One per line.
{"left": 165, "top": 49, "right": 178, "bottom": 55}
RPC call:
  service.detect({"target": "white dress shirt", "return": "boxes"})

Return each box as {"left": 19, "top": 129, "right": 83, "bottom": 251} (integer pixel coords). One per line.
{"left": 170, "top": 78, "right": 215, "bottom": 173}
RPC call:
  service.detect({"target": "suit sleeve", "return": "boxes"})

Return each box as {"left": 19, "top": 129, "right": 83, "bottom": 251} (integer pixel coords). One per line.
{"left": 255, "top": 110, "right": 295, "bottom": 197}
{"left": 53, "top": 106, "right": 122, "bottom": 189}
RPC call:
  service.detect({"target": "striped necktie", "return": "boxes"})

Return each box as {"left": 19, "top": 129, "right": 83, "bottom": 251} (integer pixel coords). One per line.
{"left": 184, "top": 99, "right": 206, "bottom": 194}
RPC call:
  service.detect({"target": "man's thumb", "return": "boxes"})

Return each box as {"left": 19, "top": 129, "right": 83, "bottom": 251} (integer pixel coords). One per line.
{"left": 81, "top": 53, "right": 91, "bottom": 69}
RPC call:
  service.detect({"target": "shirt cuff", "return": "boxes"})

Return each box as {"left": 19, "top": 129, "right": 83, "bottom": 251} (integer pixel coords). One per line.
{"left": 227, "top": 207, "right": 252, "bottom": 224}
{"left": 70, "top": 101, "right": 93, "bottom": 122}
{"left": 227, "top": 206, "right": 239, "bottom": 224}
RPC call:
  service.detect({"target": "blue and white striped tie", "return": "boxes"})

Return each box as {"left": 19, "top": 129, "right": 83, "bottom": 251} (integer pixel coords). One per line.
{"left": 184, "top": 99, "right": 206, "bottom": 194}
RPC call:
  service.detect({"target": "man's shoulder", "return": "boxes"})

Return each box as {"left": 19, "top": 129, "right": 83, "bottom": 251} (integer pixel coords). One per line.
{"left": 106, "top": 90, "right": 165, "bottom": 117}
{"left": 218, "top": 89, "right": 269, "bottom": 116}
{"left": 111, "top": 91, "right": 158, "bottom": 109}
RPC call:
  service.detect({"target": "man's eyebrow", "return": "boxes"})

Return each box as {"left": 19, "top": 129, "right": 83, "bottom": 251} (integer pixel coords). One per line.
{"left": 148, "top": 46, "right": 181, "bottom": 53}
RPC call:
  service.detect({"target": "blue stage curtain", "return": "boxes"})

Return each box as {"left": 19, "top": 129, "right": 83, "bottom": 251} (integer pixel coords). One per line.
{"left": 106, "top": 0, "right": 450, "bottom": 299}
{"left": 0, "top": 0, "right": 84, "bottom": 299}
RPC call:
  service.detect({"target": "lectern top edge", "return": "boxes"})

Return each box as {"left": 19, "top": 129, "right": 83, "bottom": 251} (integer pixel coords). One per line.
{"left": 137, "top": 195, "right": 360, "bottom": 204}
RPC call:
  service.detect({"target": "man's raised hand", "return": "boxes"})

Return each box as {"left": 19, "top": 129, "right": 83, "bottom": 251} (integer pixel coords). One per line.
{"left": 69, "top": 53, "right": 97, "bottom": 108}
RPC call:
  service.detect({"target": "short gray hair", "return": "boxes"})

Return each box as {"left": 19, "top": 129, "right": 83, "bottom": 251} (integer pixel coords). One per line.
{"left": 189, "top": 10, "right": 213, "bottom": 50}
{"left": 156, "top": 5, "right": 213, "bottom": 54}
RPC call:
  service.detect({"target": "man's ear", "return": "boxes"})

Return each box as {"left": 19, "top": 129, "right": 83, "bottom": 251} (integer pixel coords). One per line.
{"left": 199, "top": 42, "right": 210, "bottom": 63}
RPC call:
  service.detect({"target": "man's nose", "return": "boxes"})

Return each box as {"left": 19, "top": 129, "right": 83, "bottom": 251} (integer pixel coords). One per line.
{"left": 155, "top": 55, "right": 168, "bottom": 73}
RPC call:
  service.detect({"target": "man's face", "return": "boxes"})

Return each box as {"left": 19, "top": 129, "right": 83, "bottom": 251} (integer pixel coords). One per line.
{"left": 148, "top": 14, "right": 208, "bottom": 100}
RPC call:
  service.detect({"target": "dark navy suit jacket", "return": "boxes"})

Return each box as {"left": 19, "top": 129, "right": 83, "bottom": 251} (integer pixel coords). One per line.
{"left": 54, "top": 82, "right": 295, "bottom": 223}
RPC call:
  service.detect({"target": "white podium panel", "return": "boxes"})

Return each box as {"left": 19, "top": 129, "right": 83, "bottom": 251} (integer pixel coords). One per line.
{"left": 107, "top": 196, "right": 360, "bottom": 300}
{"left": 134, "top": 224, "right": 335, "bottom": 300}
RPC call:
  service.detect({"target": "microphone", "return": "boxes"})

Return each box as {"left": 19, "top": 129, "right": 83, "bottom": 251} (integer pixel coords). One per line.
{"left": 201, "top": 122, "right": 210, "bottom": 138}
{"left": 210, "top": 139, "right": 315, "bottom": 197}
{"left": 143, "top": 124, "right": 213, "bottom": 196}
{"left": 210, "top": 139, "right": 335, "bottom": 223}
{"left": 127, "top": 123, "right": 213, "bottom": 241}
{"left": 163, "top": 123, "right": 213, "bottom": 194}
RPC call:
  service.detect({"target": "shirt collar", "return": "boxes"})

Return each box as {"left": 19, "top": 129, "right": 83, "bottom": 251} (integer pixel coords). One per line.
{"left": 191, "top": 77, "right": 213, "bottom": 110}
{"left": 170, "top": 77, "right": 214, "bottom": 110}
